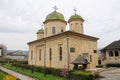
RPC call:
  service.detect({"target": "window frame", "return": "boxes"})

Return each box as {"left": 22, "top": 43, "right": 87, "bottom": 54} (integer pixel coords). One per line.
{"left": 39, "top": 49, "right": 41, "bottom": 60}
{"left": 115, "top": 50, "right": 119, "bottom": 57}
{"left": 50, "top": 48, "right": 52, "bottom": 60}
{"left": 52, "top": 27, "right": 56, "bottom": 34}
{"left": 70, "top": 48, "right": 75, "bottom": 53}
{"left": 109, "top": 51, "right": 113, "bottom": 57}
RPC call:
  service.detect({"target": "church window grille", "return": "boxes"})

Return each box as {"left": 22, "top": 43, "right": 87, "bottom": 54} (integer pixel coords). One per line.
{"left": 59, "top": 47, "right": 62, "bottom": 61}
{"left": 52, "top": 27, "right": 56, "bottom": 34}
{"left": 70, "top": 48, "right": 75, "bottom": 53}
{"left": 50, "top": 48, "right": 52, "bottom": 60}
{"left": 109, "top": 51, "right": 113, "bottom": 57}
{"left": 93, "top": 50, "right": 97, "bottom": 53}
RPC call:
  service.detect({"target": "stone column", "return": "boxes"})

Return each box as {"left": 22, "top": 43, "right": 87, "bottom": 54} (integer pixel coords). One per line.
{"left": 118, "top": 50, "right": 120, "bottom": 57}
{"left": 106, "top": 51, "right": 109, "bottom": 64}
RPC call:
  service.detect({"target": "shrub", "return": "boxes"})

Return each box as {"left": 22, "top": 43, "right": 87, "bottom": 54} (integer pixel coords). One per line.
{"left": 51, "top": 68, "right": 61, "bottom": 76}
{"left": 96, "top": 65, "right": 103, "bottom": 68}
{"left": 69, "top": 71, "right": 93, "bottom": 80}
{"left": 106, "top": 63, "right": 120, "bottom": 67}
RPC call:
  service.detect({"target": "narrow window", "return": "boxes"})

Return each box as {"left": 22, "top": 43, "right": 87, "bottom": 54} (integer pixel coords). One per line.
{"left": 90, "top": 55, "right": 92, "bottom": 62}
{"left": 61, "top": 28, "right": 63, "bottom": 32}
{"left": 46, "top": 28, "right": 47, "bottom": 35}
{"left": 115, "top": 51, "right": 119, "bottom": 56}
{"left": 109, "top": 51, "right": 113, "bottom": 57}
{"left": 81, "top": 23, "right": 83, "bottom": 26}
{"left": 93, "top": 50, "right": 97, "bottom": 53}
{"left": 52, "top": 27, "right": 56, "bottom": 34}
{"left": 60, "top": 47, "right": 62, "bottom": 61}
{"left": 31, "top": 50, "right": 33, "bottom": 60}
{"left": 75, "top": 23, "right": 78, "bottom": 25}
{"left": 50, "top": 48, "right": 52, "bottom": 60}
{"left": 39, "top": 49, "right": 41, "bottom": 60}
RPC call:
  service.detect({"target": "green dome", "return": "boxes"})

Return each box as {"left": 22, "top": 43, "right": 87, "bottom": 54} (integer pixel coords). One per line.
{"left": 37, "top": 28, "right": 44, "bottom": 34}
{"left": 44, "top": 11, "right": 65, "bottom": 23}
{"left": 70, "top": 14, "right": 83, "bottom": 19}
{"left": 68, "top": 14, "right": 84, "bottom": 23}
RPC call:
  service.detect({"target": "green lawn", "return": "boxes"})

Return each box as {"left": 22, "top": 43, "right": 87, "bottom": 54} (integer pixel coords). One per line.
{"left": 2, "top": 64, "right": 66, "bottom": 80}
{"left": 0, "top": 71, "right": 6, "bottom": 80}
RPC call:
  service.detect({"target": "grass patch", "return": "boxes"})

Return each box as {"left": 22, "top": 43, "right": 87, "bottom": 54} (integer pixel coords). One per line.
{"left": 2, "top": 64, "right": 66, "bottom": 80}
{"left": 0, "top": 71, "right": 6, "bottom": 80}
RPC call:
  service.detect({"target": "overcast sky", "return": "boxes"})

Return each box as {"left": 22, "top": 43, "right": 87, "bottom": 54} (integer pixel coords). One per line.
{"left": 0, "top": 0, "right": 120, "bottom": 50}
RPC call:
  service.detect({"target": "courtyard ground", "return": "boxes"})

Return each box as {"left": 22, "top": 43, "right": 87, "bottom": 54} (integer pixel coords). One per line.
{"left": 96, "top": 67, "right": 120, "bottom": 80}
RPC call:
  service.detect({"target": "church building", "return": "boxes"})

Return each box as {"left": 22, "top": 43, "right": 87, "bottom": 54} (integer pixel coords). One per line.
{"left": 28, "top": 7, "right": 99, "bottom": 69}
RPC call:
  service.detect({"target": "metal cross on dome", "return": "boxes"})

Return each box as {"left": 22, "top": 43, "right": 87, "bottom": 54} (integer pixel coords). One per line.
{"left": 74, "top": 8, "right": 77, "bottom": 14}
{"left": 53, "top": 5, "right": 58, "bottom": 11}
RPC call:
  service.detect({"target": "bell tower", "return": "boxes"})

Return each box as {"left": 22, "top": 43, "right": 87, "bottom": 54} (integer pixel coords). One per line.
{"left": 68, "top": 8, "right": 84, "bottom": 34}
{"left": 43, "top": 6, "right": 67, "bottom": 37}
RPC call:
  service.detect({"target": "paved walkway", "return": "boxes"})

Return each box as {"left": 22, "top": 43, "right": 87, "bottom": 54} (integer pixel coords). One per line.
{"left": 0, "top": 66, "right": 39, "bottom": 80}
{"left": 96, "top": 67, "right": 120, "bottom": 80}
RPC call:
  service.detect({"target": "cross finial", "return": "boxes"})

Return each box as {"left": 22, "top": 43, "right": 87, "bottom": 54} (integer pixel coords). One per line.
{"left": 41, "top": 24, "right": 44, "bottom": 27}
{"left": 74, "top": 8, "right": 77, "bottom": 15}
{"left": 53, "top": 5, "right": 58, "bottom": 11}
{"left": 41, "top": 24, "right": 44, "bottom": 28}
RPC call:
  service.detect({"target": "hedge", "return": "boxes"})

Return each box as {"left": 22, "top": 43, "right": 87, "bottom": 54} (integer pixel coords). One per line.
{"left": 96, "top": 65, "right": 103, "bottom": 68}
{"left": 69, "top": 71, "right": 93, "bottom": 80}
{"left": 106, "top": 63, "right": 120, "bottom": 67}
{"left": 11, "top": 63, "right": 94, "bottom": 80}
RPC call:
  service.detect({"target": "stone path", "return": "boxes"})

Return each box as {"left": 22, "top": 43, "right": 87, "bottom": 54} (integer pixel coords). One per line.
{"left": 0, "top": 66, "right": 39, "bottom": 80}
{"left": 96, "top": 67, "right": 120, "bottom": 80}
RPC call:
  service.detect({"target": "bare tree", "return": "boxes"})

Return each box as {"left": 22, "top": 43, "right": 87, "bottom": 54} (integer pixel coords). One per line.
{"left": 0, "top": 44, "right": 7, "bottom": 56}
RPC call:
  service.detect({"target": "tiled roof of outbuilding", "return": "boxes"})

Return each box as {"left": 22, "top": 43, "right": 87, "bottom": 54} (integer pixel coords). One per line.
{"left": 101, "top": 40, "right": 120, "bottom": 51}
{"left": 71, "top": 55, "right": 90, "bottom": 64}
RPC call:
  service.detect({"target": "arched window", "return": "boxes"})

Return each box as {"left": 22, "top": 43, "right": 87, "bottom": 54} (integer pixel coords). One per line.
{"left": 60, "top": 47, "right": 62, "bottom": 61}
{"left": 109, "top": 51, "right": 113, "bottom": 57}
{"left": 115, "top": 51, "right": 119, "bottom": 56}
{"left": 50, "top": 48, "right": 52, "bottom": 60}
{"left": 61, "top": 28, "right": 63, "bottom": 32}
{"left": 52, "top": 27, "right": 56, "bottom": 34}
{"left": 45, "top": 28, "right": 47, "bottom": 35}
{"left": 39, "top": 49, "right": 41, "bottom": 60}
{"left": 90, "top": 55, "right": 92, "bottom": 62}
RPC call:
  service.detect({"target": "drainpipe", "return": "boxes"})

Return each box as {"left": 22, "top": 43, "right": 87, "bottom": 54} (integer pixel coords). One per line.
{"left": 44, "top": 39, "right": 46, "bottom": 77}
{"left": 66, "top": 34, "right": 70, "bottom": 71}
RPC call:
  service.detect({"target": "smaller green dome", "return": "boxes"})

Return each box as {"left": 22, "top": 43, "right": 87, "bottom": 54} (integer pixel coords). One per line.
{"left": 68, "top": 14, "right": 84, "bottom": 23}
{"left": 44, "top": 11, "right": 65, "bottom": 23}
{"left": 70, "top": 14, "right": 83, "bottom": 19}
{"left": 37, "top": 28, "right": 44, "bottom": 34}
